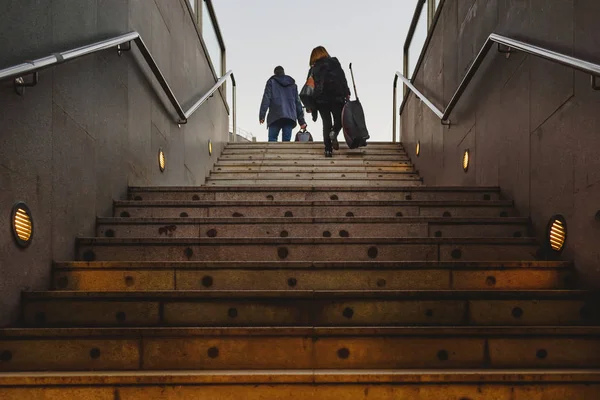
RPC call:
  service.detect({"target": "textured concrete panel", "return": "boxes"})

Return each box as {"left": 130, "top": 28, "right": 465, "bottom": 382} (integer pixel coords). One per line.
{"left": 529, "top": 0, "right": 575, "bottom": 132}
{"left": 529, "top": 101, "right": 576, "bottom": 235}
{"left": 442, "top": 0, "right": 459, "bottom": 105}
{"left": 0, "top": 0, "right": 53, "bottom": 68}
{"left": 51, "top": 105, "right": 97, "bottom": 261}
{"left": 570, "top": 183, "right": 600, "bottom": 284}
{"left": 0, "top": 167, "right": 52, "bottom": 326}
{"left": 94, "top": 55, "right": 128, "bottom": 218}
{"left": 496, "top": 60, "right": 531, "bottom": 217}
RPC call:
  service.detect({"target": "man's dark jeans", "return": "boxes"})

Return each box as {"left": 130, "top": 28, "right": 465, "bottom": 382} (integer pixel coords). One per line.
{"left": 268, "top": 119, "right": 295, "bottom": 142}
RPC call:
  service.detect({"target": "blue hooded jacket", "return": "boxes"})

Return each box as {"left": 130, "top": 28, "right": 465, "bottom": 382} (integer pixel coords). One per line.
{"left": 259, "top": 74, "right": 306, "bottom": 128}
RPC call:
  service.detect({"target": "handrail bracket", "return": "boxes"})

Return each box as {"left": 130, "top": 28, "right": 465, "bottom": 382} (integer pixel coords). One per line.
{"left": 497, "top": 43, "right": 514, "bottom": 57}
{"left": 117, "top": 42, "right": 132, "bottom": 57}
{"left": 592, "top": 75, "right": 600, "bottom": 91}
{"left": 14, "top": 72, "right": 39, "bottom": 96}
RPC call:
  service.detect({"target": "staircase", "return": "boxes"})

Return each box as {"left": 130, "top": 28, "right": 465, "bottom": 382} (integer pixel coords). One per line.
{"left": 1, "top": 141, "right": 599, "bottom": 399}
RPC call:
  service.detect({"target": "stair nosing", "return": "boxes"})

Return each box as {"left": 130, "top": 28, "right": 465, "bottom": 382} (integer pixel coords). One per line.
{"left": 1, "top": 369, "right": 599, "bottom": 386}
{"left": 22, "top": 289, "right": 592, "bottom": 300}
{"left": 2, "top": 326, "right": 600, "bottom": 338}
{"left": 52, "top": 260, "right": 574, "bottom": 270}
{"left": 128, "top": 186, "right": 502, "bottom": 193}
{"left": 95, "top": 216, "right": 530, "bottom": 225}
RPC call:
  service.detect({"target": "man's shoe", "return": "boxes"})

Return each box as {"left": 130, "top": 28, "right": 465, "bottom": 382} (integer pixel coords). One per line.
{"left": 325, "top": 150, "right": 333, "bottom": 158}
{"left": 329, "top": 131, "right": 339, "bottom": 150}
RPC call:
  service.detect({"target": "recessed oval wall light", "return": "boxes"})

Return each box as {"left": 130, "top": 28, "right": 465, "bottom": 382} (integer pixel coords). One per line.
{"left": 547, "top": 215, "right": 567, "bottom": 253}
{"left": 11, "top": 202, "right": 33, "bottom": 248}
{"left": 158, "top": 148, "right": 166, "bottom": 172}
{"left": 416, "top": 141, "right": 420, "bottom": 157}
{"left": 208, "top": 140, "right": 213, "bottom": 156}
{"left": 463, "top": 149, "right": 470, "bottom": 172}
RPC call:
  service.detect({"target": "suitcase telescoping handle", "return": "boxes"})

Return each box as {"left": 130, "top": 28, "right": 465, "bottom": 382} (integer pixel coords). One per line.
{"left": 349, "top": 62, "right": 359, "bottom": 101}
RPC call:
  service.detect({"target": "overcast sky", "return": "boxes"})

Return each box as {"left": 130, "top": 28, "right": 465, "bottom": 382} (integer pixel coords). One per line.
{"left": 214, "top": 0, "right": 428, "bottom": 142}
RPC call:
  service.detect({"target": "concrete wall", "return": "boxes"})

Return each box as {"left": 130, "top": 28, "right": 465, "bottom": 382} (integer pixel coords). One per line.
{"left": 401, "top": 0, "right": 600, "bottom": 283}
{"left": 0, "top": 0, "right": 229, "bottom": 325}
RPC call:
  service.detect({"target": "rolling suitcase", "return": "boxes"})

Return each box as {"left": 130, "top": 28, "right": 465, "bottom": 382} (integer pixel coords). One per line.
{"left": 342, "top": 63, "right": 370, "bottom": 149}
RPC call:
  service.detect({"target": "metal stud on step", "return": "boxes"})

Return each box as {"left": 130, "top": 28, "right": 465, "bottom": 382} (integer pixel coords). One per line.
{"left": 367, "top": 246, "right": 378, "bottom": 259}
{"left": 0, "top": 351, "right": 12, "bottom": 362}
{"left": 201, "top": 276, "right": 214, "bottom": 288}
{"left": 278, "top": 247, "right": 289, "bottom": 259}
{"left": 437, "top": 350, "right": 449, "bottom": 361}
{"left": 207, "top": 347, "right": 219, "bottom": 359}
{"left": 337, "top": 348, "right": 350, "bottom": 359}
{"left": 207, "top": 229, "right": 218, "bottom": 238}
{"left": 89, "top": 348, "right": 101, "bottom": 360}
{"left": 512, "top": 307, "right": 524, "bottom": 318}
{"left": 342, "top": 307, "right": 354, "bottom": 319}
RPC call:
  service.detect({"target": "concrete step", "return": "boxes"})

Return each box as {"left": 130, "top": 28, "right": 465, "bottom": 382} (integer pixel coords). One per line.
{"left": 76, "top": 237, "right": 538, "bottom": 262}
{"left": 21, "top": 290, "right": 597, "bottom": 328}
{"left": 225, "top": 141, "right": 405, "bottom": 148}
{"left": 95, "top": 217, "right": 530, "bottom": 239}
{"left": 128, "top": 186, "right": 503, "bottom": 202}
{"left": 1, "top": 327, "right": 600, "bottom": 371}
{"left": 219, "top": 154, "right": 412, "bottom": 161}
{"left": 1, "top": 370, "right": 599, "bottom": 399}
{"left": 204, "top": 178, "right": 424, "bottom": 187}
{"left": 220, "top": 148, "right": 409, "bottom": 155}
{"left": 113, "top": 200, "right": 515, "bottom": 219}
{"left": 208, "top": 172, "right": 421, "bottom": 180}
{"left": 213, "top": 165, "right": 417, "bottom": 172}
{"left": 51, "top": 261, "right": 574, "bottom": 292}
{"left": 216, "top": 159, "right": 413, "bottom": 166}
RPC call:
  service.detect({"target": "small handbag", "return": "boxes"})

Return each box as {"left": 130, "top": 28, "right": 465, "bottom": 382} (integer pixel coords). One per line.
{"left": 299, "top": 69, "right": 317, "bottom": 111}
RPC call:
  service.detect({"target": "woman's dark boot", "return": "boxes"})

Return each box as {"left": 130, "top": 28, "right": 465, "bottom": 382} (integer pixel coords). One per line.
{"left": 329, "top": 130, "right": 339, "bottom": 150}
{"left": 325, "top": 150, "right": 333, "bottom": 158}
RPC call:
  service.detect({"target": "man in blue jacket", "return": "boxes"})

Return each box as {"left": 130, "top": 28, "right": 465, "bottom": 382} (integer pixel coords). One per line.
{"left": 259, "top": 66, "right": 307, "bottom": 142}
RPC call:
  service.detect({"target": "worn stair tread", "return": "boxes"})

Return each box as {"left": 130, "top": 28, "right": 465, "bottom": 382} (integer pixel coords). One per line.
{"left": 128, "top": 186, "right": 501, "bottom": 193}
{"left": 96, "top": 216, "right": 530, "bottom": 224}
{"left": 213, "top": 167, "right": 417, "bottom": 172}
{"left": 2, "top": 326, "right": 600, "bottom": 338}
{"left": 2, "top": 369, "right": 600, "bottom": 386}
{"left": 115, "top": 200, "right": 512, "bottom": 207}
{"left": 207, "top": 176, "right": 423, "bottom": 181}
{"left": 52, "top": 260, "right": 574, "bottom": 270}
{"left": 77, "top": 237, "right": 537, "bottom": 245}
{"left": 23, "top": 289, "right": 592, "bottom": 300}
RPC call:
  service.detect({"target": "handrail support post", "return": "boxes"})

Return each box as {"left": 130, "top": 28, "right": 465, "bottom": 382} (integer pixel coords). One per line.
{"left": 117, "top": 41, "right": 132, "bottom": 57}
{"left": 14, "top": 72, "right": 39, "bottom": 96}
{"left": 497, "top": 43, "right": 514, "bottom": 59}
{"left": 592, "top": 75, "right": 600, "bottom": 91}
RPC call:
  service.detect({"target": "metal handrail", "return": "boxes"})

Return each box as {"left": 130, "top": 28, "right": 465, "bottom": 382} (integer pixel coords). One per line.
{"left": 0, "top": 31, "right": 236, "bottom": 133}
{"left": 394, "top": 33, "right": 600, "bottom": 137}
